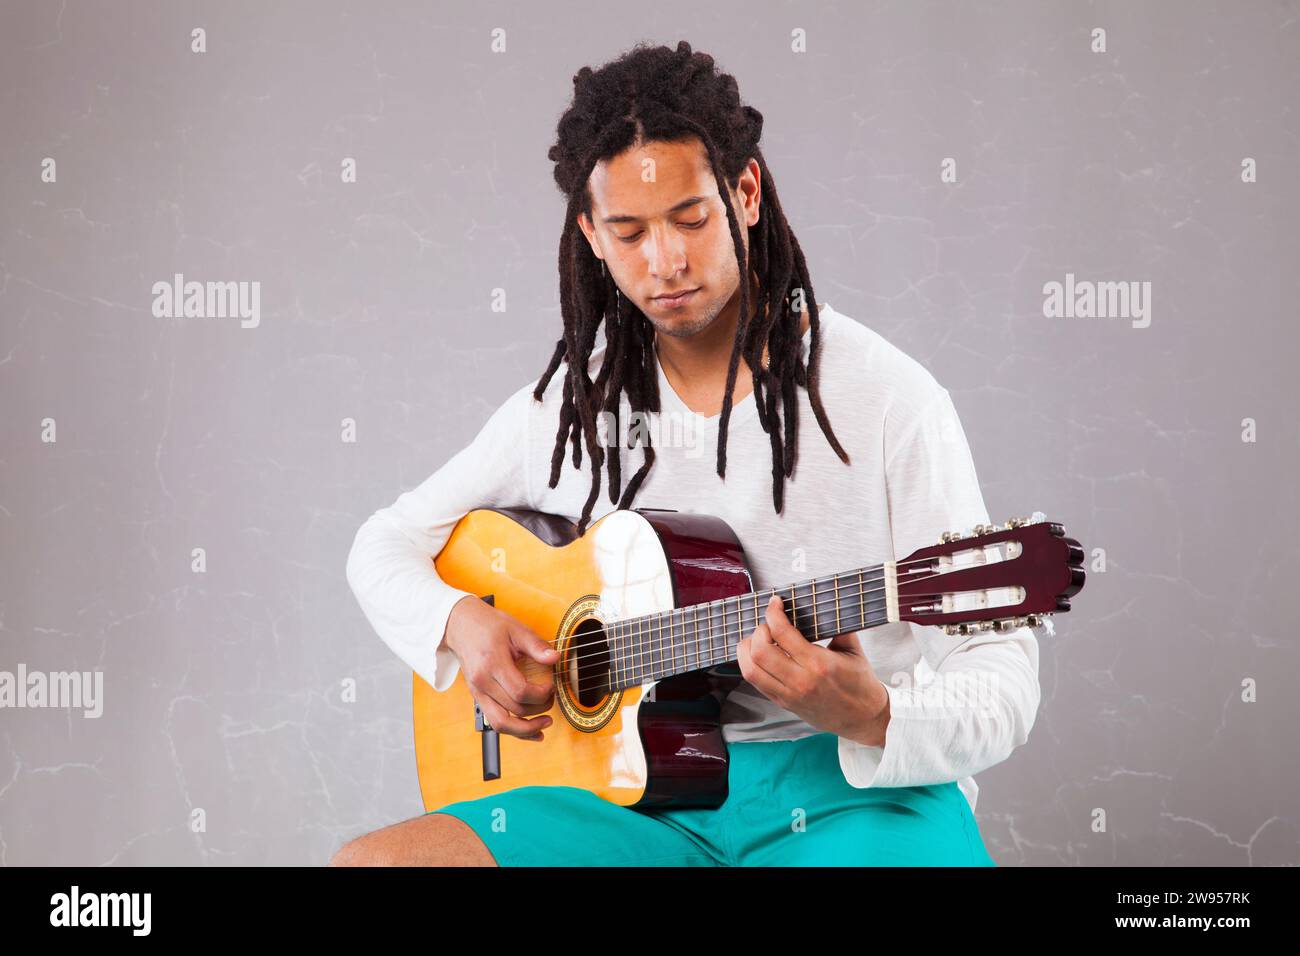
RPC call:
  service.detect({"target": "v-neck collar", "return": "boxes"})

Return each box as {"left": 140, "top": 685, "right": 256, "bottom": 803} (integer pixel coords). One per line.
{"left": 653, "top": 302, "right": 831, "bottom": 429}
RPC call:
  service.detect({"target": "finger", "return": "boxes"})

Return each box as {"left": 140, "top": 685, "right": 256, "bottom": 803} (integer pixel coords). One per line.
{"left": 765, "top": 594, "right": 815, "bottom": 666}
{"left": 478, "top": 691, "right": 552, "bottom": 741}
{"left": 514, "top": 624, "right": 561, "bottom": 665}
{"left": 491, "top": 666, "right": 553, "bottom": 716}
{"left": 747, "top": 622, "right": 797, "bottom": 691}
{"left": 737, "top": 637, "right": 785, "bottom": 705}
{"left": 764, "top": 593, "right": 799, "bottom": 640}
{"left": 512, "top": 625, "right": 560, "bottom": 706}
{"left": 490, "top": 632, "right": 554, "bottom": 705}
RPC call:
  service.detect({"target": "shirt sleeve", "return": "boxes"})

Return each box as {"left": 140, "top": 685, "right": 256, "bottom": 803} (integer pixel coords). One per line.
{"left": 345, "top": 380, "right": 537, "bottom": 692}
{"left": 837, "top": 387, "right": 1042, "bottom": 789}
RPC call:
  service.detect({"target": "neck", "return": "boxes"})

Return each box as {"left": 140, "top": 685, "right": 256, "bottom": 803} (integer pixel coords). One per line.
{"left": 653, "top": 276, "right": 758, "bottom": 388}
{"left": 653, "top": 281, "right": 814, "bottom": 391}
{"left": 607, "top": 560, "right": 900, "bottom": 689}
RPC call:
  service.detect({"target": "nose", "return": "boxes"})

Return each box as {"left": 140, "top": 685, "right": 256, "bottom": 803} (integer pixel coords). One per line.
{"left": 643, "top": 224, "right": 687, "bottom": 281}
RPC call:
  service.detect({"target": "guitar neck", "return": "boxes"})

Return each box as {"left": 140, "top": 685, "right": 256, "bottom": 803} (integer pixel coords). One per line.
{"left": 610, "top": 562, "right": 900, "bottom": 690}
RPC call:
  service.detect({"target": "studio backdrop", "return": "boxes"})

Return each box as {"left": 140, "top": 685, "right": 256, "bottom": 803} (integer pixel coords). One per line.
{"left": 1, "top": 0, "right": 1296, "bottom": 865}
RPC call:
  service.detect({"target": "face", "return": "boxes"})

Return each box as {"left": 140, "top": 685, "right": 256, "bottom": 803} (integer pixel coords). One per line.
{"left": 576, "top": 136, "right": 760, "bottom": 339}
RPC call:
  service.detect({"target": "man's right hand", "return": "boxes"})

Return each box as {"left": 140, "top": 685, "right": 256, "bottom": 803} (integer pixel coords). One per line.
{"left": 443, "top": 595, "right": 559, "bottom": 743}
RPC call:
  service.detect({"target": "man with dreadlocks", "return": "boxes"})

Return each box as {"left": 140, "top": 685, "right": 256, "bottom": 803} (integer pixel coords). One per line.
{"left": 335, "top": 41, "right": 1039, "bottom": 867}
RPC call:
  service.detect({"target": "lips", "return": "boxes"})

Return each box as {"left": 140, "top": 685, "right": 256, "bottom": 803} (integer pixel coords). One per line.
{"left": 653, "top": 288, "right": 699, "bottom": 307}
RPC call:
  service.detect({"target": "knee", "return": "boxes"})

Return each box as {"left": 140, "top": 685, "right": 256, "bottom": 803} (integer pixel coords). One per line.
{"left": 329, "top": 832, "right": 392, "bottom": 867}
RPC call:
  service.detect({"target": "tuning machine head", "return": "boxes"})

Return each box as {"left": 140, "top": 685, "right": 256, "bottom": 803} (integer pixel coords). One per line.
{"left": 944, "top": 612, "right": 1051, "bottom": 635}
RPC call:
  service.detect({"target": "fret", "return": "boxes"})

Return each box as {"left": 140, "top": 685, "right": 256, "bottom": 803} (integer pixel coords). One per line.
{"left": 709, "top": 598, "right": 726, "bottom": 666}
{"left": 852, "top": 571, "right": 865, "bottom": 632}
{"left": 625, "top": 619, "right": 634, "bottom": 685}
{"left": 646, "top": 613, "right": 655, "bottom": 679}
{"left": 612, "top": 620, "right": 622, "bottom": 688}
{"left": 794, "top": 580, "right": 812, "bottom": 637}
{"left": 720, "top": 597, "right": 732, "bottom": 655}
{"left": 839, "top": 572, "right": 859, "bottom": 633}
{"left": 806, "top": 580, "right": 816, "bottom": 639}
{"left": 655, "top": 612, "right": 667, "bottom": 678}
{"left": 669, "top": 610, "right": 680, "bottom": 675}
{"left": 676, "top": 609, "right": 691, "bottom": 674}
{"left": 642, "top": 615, "right": 651, "bottom": 683}
{"left": 660, "top": 613, "right": 670, "bottom": 681}
{"left": 693, "top": 606, "right": 702, "bottom": 671}
{"left": 671, "top": 609, "right": 684, "bottom": 674}
{"left": 692, "top": 608, "right": 702, "bottom": 673}
{"left": 622, "top": 618, "right": 630, "bottom": 685}
{"left": 659, "top": 612, "right": 669, "bottom": 677}
{"left": 833, "top": 575, "right": 841, "bottom": 635}
{"left": 852, "top": 567, "right": 863, "bottom": 634}
{"left": 622, "top": 619, "right": 632, "bottom": 685}
{"left": 635, "top": 616, "right": 644, "bottom": 684}
{"left": 605, "top": 564, "right": 902, "bottom": 687}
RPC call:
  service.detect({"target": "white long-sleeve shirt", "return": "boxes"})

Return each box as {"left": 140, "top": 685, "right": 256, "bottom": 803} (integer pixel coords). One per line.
{"left": 346, "top": 302, "right": 1041, "bottom": 813}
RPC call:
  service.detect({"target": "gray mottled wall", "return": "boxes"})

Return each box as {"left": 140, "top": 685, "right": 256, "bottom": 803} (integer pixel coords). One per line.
{"left": 1, "top": 0, "right": 1296, "bottom": 866}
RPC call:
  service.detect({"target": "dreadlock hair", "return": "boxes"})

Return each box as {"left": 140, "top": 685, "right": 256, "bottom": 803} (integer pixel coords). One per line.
{"left": 534, "top": 40, "right": 850, "bottom": 535}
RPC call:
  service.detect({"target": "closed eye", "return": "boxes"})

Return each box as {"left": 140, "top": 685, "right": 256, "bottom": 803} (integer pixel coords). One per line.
{"left": 616, "top": 218, "right": 708, "bottom": 243}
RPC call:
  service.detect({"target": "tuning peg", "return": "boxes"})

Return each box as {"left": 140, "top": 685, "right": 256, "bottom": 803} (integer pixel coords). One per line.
{"left": 1003, "top": 516, "right": 1029, "bottom": 529}
{"left": 939, "top": 530, "right": 964, "bottom": 543}
{"left": 1026, "top": 613, "right": 1043, "bottom": 627}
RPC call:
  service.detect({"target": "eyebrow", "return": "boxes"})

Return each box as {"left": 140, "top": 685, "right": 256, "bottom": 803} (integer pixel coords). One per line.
{"left": 601, "top": 196, "right": 708, "bottom": 225}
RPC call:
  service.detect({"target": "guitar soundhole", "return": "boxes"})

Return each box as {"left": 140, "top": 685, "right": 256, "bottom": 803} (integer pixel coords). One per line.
{"left": 567, "top": 618, "right": 612, "bottom": 709}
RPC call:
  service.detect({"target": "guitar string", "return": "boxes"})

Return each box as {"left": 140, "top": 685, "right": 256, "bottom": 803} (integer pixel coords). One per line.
{"left": 510, "top": 559, "right": 1033, "bottom": 686}
{"left": 521, "top": 585, "right": 1008, "bottom": 690}
{"left": 520, "top": 547, "right": 987, "bottom": 652}
{"left": 490, "top": 570, "right": 1029, "bottom": 732}
{"left": 506, "top": 558, "right": 1034, "bottom": 686}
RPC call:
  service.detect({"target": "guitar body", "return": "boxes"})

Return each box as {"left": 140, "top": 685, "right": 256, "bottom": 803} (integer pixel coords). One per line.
{"left": 413, "top": 506, "right": 756, "bottom": 813}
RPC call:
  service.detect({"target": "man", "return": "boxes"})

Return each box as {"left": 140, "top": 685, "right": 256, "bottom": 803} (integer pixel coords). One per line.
{"left": 332, "top": 41, "right": 1038, "bottom": 866}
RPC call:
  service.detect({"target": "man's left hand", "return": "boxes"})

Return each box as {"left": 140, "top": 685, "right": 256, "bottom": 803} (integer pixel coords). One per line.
{"left": 736, "top": 593, "right": 891, "bottom": 748}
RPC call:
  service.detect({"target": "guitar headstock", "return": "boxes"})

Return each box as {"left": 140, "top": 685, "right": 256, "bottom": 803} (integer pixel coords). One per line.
{"left": 895, "top": 513, "right": 1085, "bottom": 635}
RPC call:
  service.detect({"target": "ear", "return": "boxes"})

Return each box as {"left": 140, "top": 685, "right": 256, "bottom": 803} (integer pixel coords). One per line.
{"left": 735, "top": 157, "right": 761, "bottom": 228}
{"left": 575, "top": 211, "right": 604, "bottom": 261}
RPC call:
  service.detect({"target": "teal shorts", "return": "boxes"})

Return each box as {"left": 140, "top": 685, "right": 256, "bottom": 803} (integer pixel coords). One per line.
{"left": 428, "top": 732, "right": 996, "bottom": 867}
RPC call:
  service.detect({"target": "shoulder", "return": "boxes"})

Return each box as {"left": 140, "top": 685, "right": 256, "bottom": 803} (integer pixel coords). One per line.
{"left": 813, "top": 302, "right": 949, "bottom": 437}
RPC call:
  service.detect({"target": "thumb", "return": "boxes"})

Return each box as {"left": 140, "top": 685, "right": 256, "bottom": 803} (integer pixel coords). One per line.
{"left": 514, "top": 625, "right": 560, "bottom": 664}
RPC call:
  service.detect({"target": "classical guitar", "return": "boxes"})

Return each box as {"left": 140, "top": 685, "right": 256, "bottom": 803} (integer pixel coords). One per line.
{"left": 413, "top": 507, "right": 1085, "bottom": 811}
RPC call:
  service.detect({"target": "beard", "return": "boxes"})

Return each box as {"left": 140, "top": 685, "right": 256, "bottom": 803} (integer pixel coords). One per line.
{"left": 643, "top": 289, "right": 729, "bottom": 339}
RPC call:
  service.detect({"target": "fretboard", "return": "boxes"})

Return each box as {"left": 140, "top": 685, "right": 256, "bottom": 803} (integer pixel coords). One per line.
{"left": 609, "top": 563, "right": 898, "bottom": 689}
